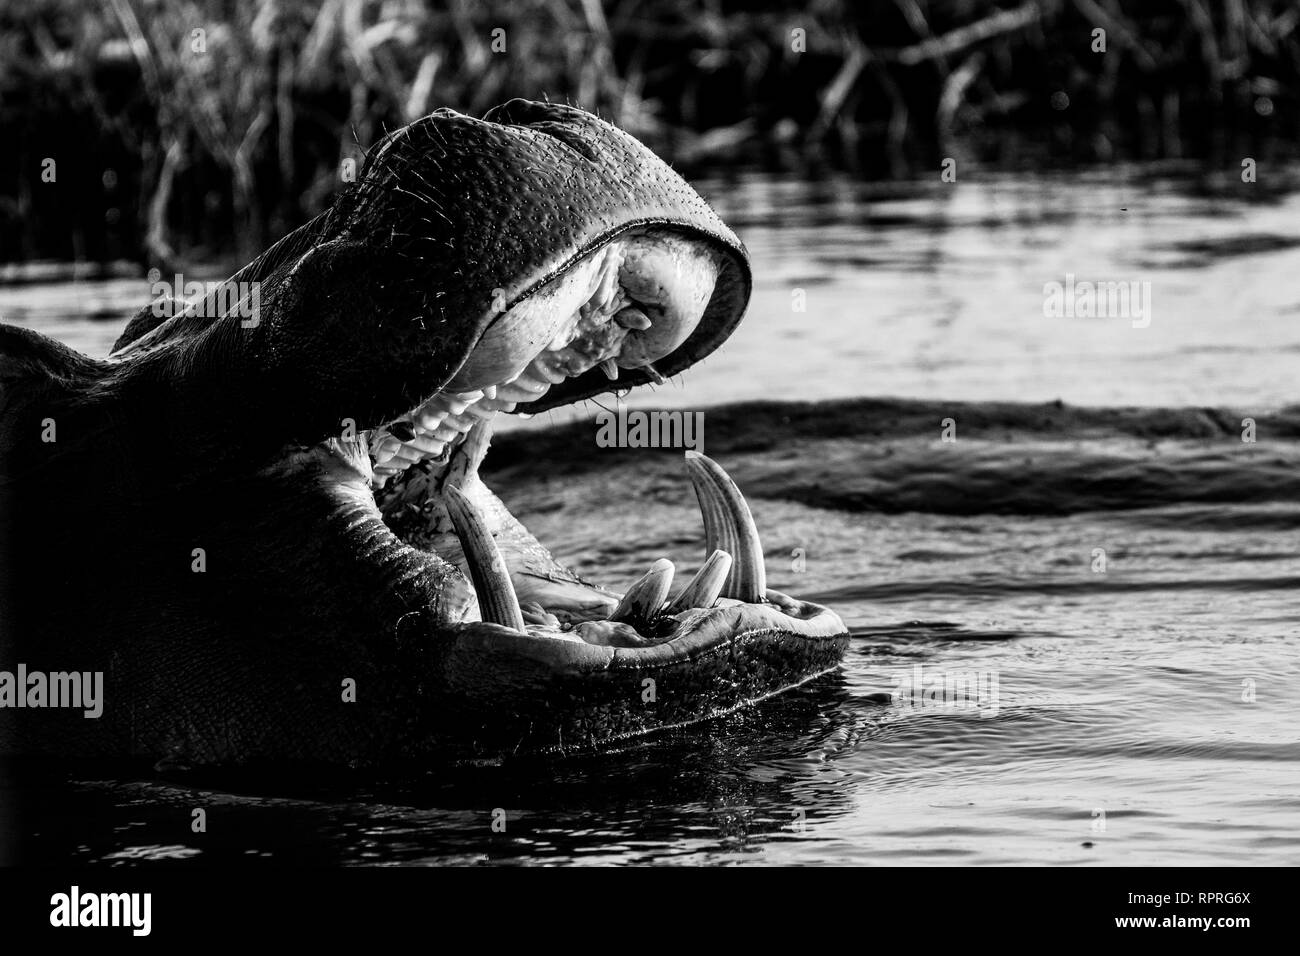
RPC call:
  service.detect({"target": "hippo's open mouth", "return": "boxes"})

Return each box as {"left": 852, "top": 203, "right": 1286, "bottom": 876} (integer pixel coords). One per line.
{"left": 348, "top": 227, "right": 846, "bottom": 668}
{"left": 0, "top": 99, "right": 848, "bottom": 764}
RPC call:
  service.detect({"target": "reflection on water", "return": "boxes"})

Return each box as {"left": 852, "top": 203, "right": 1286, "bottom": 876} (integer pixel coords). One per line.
{"left": 700, "top": 167, "right": 1300, "bottom": 412}
{"left": 3, "top": 167, "right": 1300, "bottom": 866}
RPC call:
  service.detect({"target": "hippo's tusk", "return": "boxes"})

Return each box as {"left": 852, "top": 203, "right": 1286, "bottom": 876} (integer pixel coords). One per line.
{"left": 666, "top": 549, "right": 733, "bottom": 614}
{"left": 684, "top": 451, "right": 766, "bottom": 603}
{"left": 443, "top": 484, "right": 527, "bottom": 633}
{"left": 609, "top": 558, "right": 674, "bottom": 625}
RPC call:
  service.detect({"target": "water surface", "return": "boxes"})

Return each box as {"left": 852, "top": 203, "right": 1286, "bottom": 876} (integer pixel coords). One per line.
{"left": 2, "top": 168, "right": 1298, "bottom": 866}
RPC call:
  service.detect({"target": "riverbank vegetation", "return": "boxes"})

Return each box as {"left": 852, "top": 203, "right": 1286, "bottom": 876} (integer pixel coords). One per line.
{"left": 1, "top": 0, "right": 1296, "bottom": 264}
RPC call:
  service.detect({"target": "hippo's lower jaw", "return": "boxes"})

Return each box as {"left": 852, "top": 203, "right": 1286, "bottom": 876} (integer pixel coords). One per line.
{"left": 316, "top": 413, "right": 851, "bottom": 759}
{"left": 376, "top": 436, "right": 851, "bottom": 755}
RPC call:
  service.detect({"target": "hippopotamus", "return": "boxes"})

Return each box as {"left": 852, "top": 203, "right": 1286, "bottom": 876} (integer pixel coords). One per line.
{"left": 0, "top": 100, "right": 848, "bottom": 767}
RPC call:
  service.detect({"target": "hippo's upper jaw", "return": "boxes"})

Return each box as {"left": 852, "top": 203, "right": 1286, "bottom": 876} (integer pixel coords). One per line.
{"left": 0, "top": 101, "right": 848, "bottom": 767}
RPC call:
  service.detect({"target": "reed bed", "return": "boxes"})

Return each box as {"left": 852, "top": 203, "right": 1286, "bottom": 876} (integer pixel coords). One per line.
{"left": 1, "top": 0, "right": 1296, "bottom": 264}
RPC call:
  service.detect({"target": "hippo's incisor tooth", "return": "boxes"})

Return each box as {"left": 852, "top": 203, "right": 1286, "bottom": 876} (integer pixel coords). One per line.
{"left": 600, "top": 359, "right": 619, "bottom": 380}
{"left": 614, "top": 307, "right": 652, "bottom": 331}
{"left": 683, "top": 451, "right": 766, "bottom": 602}
{"left": 609, "top": 558, "right": 674, "bottom": 624}
{"left": 666, "top": 549, "right": 732, "bottom": 614}
{"left": 443, "top": 485, "right": 527, "bottom": 633}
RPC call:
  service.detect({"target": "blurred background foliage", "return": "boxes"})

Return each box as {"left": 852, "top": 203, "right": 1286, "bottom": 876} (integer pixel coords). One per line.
{"left": 1, "top": 0, "right": 1297, "bottom": 266}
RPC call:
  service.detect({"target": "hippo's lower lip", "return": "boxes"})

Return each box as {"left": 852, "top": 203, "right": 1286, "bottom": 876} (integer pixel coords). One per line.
{"left": 431, "top": 595, "right": 849, "bottom": 754}
{"left": 445, "top": 593, "right": 849, "bottom": 673}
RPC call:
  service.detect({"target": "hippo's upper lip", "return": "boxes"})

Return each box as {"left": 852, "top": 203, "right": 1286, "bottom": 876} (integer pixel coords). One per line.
{"left": 106, "top": 100, "right": 752, "bottom": 452}
{"left": 479, "top": 101, "right": 753, "bottom": 413}
{"left": 333, "top": 98, "right": 753, "bottom": 420}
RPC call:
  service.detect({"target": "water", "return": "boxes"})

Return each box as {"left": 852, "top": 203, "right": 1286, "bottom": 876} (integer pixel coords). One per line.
{"left": 3, "top": 168, "right": 1299, "bottom": 866}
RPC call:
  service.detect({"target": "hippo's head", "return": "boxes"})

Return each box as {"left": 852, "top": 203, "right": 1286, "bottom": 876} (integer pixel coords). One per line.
{"left": 0, "top": 101, "right": 847, "bottom": 767}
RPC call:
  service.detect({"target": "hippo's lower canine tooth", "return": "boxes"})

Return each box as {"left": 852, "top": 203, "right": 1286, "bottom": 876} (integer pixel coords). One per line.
{"left": 684, "top": 451, "right": 766, "bottom": 602}
{"left": 609, "top": 558, "right": 674, "bottom": 624}
{"left": 666, "top": 550, "right": 732, "bottom": 613}
{"left": 443, "top": 485, "right": 527, "bottom": 633}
